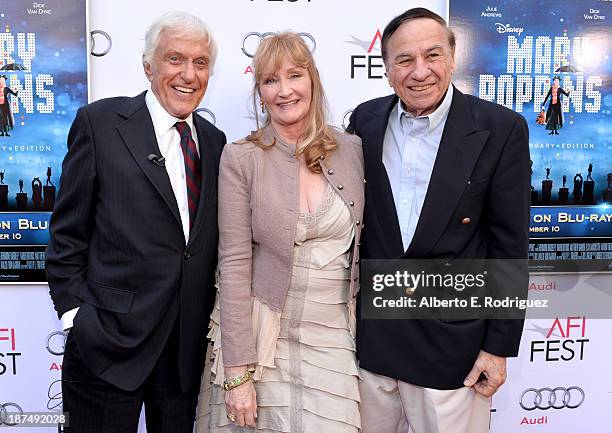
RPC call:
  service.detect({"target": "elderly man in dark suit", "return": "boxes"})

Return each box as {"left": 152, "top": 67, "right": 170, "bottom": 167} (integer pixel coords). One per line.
{"left": 348, "top": 8, "right": 530, "bottom": 433}
{"left": 46, "top": 11, "right": 226, "bottom": 433}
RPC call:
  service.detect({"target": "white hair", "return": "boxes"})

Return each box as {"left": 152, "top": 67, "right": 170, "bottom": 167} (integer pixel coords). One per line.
{"left": 142, "top": 11, "right": 217, "bottom": 72}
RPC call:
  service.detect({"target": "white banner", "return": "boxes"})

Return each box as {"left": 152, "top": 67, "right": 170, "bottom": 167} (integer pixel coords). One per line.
{"left": 88, "top": 0, "right": 446, "bottom": 142}
{"left": 2, "top": 1, "right": 610, "bottom": 433}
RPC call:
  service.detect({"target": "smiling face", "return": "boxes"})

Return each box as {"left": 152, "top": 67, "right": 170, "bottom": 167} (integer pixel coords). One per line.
{"left": 259, "top": 57, "right": 312, "bottom": 136}
{"left": 143, "top": 29, "right": 211, "bottom": 119}
{"left": 385, "top": 18, "right": 455, "bottom": 117}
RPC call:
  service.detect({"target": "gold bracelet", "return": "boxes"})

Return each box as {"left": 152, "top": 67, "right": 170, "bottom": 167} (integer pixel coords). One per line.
{"left": 223, "top": 370, "right": 253, "bottom": 391}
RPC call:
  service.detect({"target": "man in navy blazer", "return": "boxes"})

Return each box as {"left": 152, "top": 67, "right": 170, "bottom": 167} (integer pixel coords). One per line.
{"left": 46, "top": 11, "right": 225, "bottom": 433}
{"left": 349, "top": 8, "right": 530, "bottom": 433}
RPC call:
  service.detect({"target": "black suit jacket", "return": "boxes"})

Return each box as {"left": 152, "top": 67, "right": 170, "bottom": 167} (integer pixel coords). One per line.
{"left": 349, "top": 87, "right": 530, "bottom": 389}
{"left": 46, "top": 92, "right": 226, "bottom": 392}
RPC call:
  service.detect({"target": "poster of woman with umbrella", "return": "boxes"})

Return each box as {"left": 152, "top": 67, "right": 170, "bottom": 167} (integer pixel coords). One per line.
{"left": 0, "top": 74, "right": 18, "bottom": 137}
{"left": 541, "top": 75, "right": 571, "bottom": 135}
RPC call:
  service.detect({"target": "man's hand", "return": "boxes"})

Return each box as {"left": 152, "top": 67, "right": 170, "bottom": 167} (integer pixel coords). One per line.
{"left": 463, "top": 350, "right": 507, "bottom": 397}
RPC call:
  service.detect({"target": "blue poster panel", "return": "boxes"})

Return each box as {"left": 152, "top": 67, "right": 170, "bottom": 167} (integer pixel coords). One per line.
{"left": 450, "top": 0, "right": 611, "bottom": 272}
{"left": 0, "top": 0, "right": 88, "bottom": 282}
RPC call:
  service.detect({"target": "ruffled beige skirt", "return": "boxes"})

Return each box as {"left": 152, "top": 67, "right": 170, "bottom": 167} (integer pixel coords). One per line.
{"left": 196, "top": 269, "right": 360, "bottom": 433}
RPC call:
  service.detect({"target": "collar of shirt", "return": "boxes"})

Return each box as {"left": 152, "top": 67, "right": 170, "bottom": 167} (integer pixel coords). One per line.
{"left": 144, "top": 89, "right": 199, "bottom": 156}
{"left": 396, "top": 84, "right": 454, "bottom": 135}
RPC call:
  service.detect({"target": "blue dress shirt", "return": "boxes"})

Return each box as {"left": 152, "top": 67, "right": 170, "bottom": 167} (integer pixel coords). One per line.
{"left": 382, "top": 85, "right": 454, "bottom": 251}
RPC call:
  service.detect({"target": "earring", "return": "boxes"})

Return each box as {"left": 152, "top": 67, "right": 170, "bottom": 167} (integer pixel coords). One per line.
{"left": 260, "top": 100, "right": 266, "bottom": 113}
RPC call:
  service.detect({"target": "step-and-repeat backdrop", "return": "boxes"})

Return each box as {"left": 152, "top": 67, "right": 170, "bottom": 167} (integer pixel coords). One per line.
{"left": 1, "top": 0, "right": 611, "bottom": 432}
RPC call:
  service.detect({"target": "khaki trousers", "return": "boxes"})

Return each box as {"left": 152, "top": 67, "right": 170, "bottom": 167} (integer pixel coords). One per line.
{"left": 359, "top": 368, "right": 491, "bottom": 433}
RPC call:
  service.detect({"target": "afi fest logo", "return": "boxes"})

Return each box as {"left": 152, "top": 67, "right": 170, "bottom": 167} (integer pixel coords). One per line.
{"left": 528, "top": 317, "right": 589, "bottom": 362}
{"left": 0, "top": 328, "right": 21, "bottom": 376}
{"left": 346, "top": 29, "right": 385, "bottom": 79}
{"left": 241, "top": 32, "right": 316, "bottom": 74}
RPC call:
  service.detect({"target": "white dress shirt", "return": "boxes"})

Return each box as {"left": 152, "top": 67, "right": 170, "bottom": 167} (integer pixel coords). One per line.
{"left": 60, "top": 90, "right": 199, "bottom": 331}
{"left": 145, "top": 89, "right": 199, "bottom": 243}
{"left": 382, "top": 85, "right": 454, "bottom": 251}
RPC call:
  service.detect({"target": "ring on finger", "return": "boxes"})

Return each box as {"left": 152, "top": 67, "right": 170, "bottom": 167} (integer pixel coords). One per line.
{"left": 227, "top": 413, "right": 237, "bottom": 422}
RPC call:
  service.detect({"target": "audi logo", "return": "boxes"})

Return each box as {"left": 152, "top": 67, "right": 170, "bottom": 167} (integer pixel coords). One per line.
{"left": 341, "top": 109, "right": 354, "bottom": 132}
{"left": 195, "top": 107, "right": 217, "bottom": 126}
{"left": 91, "top": 29, "right": 112, "bottom": 57}
{"left": 48, "top": 380, "right": 63, "bottom": 410}
{"left": 46, "top": 331, "right": 67, "bottom": 356}
{"left": 241, "top": 32, "right": 316, "bottom": 58}
{"left": 0, "top": 402, "right": 23, "bottom": 426}
{"left": 519, "top": 387, "right": 585, "bottom": 410}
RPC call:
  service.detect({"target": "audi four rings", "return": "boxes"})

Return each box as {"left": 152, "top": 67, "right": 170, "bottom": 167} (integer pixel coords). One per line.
{"left": 341, "top": 109, "right": 354, "bottom": 132}
{"left": 46, "top": 330, "right": 67, "bottom": 356}
{"left": 241, "top": 32, "right": 316, "bottom": 58}
{"left": 90, "top": 29, "right": 112, "bottom": 57}
{"left": 195, "top": 108, "right": 217, "bottom": 126}
{"left": 0, "top": 402, "right": 24, "bottom": 426}
{"left": 519, "top": 386, "right": 585, "bottom": 410}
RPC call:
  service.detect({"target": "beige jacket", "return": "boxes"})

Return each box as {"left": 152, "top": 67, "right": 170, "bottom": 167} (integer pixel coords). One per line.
{"left": 218, "top": 126, "right": 365, "bottom": 366}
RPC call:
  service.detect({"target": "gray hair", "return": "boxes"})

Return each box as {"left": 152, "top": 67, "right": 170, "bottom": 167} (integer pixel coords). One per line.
{"left": 142, "top": 11, "right": 218, "bottom": 72}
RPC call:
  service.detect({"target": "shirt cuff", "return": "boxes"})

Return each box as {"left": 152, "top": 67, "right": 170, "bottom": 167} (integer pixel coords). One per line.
{"left": 60, "top": 307, "right": 79, "bottom": 331}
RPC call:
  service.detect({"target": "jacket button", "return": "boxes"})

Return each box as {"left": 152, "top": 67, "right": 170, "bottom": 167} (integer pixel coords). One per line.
{"left": 328, "top": 169, "right": 334, "bottom": 175}
{"left": 356, "top": 220, "right": 360, "bottom": 225}
{"left": 338, "top": 184, "right": 344, "bottom": 190}
{"left": 349, "top": 201, "right": 354, "bottom": 206}
{"left": 184, "top": 250, "right": 192, "bottom": 259}
{"left": 363, "top": 178, "right": 367, "bottom": 183}
{"left": 461, "top": 217, "right": 471, "bottom": 225}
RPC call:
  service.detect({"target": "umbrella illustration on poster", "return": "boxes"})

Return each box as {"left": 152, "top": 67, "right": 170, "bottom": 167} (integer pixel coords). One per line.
{"left": 0, "top": 74, "right": 19, "bottom": 137}
{"left": 0, "top": 63, "right": 27, "bottom": 71}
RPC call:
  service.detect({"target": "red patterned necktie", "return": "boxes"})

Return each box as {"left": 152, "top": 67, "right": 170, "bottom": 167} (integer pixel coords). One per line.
{"left": 174, "top": 121, "right": 201, "bottom": 230}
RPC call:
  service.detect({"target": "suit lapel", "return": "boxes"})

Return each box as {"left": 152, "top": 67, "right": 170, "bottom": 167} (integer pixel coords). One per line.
{"left": 362, "top": 95, "right": 404, "bottom": 257}
{"left": 405, "top": 88, "right": 489, "bottom": 257}
{"left": 186, "top": 114, "right": 216, "bottom": 246}
{"left": 116, "top": 93, "right": 182, "bottom": 228}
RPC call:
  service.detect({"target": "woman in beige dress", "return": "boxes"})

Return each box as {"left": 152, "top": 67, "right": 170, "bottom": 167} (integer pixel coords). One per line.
{"left": 196, "top": 32, "right": 364, "bottom": 432}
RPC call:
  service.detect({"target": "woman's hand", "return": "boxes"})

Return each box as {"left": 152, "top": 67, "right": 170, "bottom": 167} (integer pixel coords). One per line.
{"left": 224, "top": 366, "right": 257, "bottom": 427}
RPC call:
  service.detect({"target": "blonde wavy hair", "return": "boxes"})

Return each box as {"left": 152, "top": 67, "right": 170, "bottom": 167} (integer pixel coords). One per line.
{"left": 244, "top": 32, "right": 336, "bottom": 173}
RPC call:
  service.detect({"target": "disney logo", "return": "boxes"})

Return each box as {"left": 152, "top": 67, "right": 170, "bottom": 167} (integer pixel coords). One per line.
{"left": 495, "top": 23, "right": 524, "bottom": 36}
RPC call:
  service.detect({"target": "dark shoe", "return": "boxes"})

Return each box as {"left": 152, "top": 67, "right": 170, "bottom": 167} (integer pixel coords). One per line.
{"left": 4, "top": 133, "right": 9, "bottom": 137}
{"left": 548, "top": 131, "right": 554, "bottom": 135}
{"left": 554, "top": 131, "right": 559, "bottom": 135}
